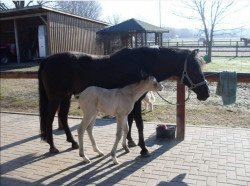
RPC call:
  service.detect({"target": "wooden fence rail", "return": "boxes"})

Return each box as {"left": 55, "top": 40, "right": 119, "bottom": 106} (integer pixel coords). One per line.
{"left": 147, "top": 40, "right": 250, "bottom": 57}
{"left": 1, "top": 71, "right": 250, "bottom": 139}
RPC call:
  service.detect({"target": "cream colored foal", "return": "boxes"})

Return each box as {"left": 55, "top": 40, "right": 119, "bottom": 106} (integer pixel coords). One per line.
{"left": 77, "top": 76, "right": 163, "bottom": 165}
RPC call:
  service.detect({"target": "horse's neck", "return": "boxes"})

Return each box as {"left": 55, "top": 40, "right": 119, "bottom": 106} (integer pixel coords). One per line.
{"left": 121, "top": 82, "right": 148, "bottom": 102}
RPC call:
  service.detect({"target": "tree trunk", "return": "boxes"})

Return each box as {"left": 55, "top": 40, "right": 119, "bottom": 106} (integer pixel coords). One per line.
{"left": 207, "top": 41, "right": 212, "bottom": 62}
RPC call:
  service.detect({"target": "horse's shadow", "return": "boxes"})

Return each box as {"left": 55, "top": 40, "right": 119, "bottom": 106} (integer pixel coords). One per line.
{"left": 0, "top": 118, "right": 115, "bottom": 152}
{"left": 0, "top": 148, "right": 73, "bottom": 176}
{"left": 33, "top": 134, "right": 183, "bottom": 185}
{"left": 157, "top": 173, "right": 187, "bottom": 186}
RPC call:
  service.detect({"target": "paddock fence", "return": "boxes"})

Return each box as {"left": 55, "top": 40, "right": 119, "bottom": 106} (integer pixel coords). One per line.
{"left": 1, "top": 71, "right": 250, "bottom": 140}
{"left": 147, "top": 40, "right": 250, "bottom": 57}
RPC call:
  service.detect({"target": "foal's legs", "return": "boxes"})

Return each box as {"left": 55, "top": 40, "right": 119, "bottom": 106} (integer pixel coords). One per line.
{"left": 122, "top": 118, "right": 130, "bottom": 153}
{"left": 78, "top": 114, "right": 94, "bottom": 163}
{"left": 111, "top": 115, "right": 124, "bottom": 165}
{"left": 127, "top": 114, "right": 137, "bottom": 147}
{"left": 58, "top": 95, "right": 79, "bottom": 149}
{"left": 86, "top": 117, "right": 104, "bottom": 157}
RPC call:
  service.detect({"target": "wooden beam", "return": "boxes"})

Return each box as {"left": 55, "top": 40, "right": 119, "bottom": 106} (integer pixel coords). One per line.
{"left": 204, "top": 72, "right": 250, "bottom": 83}
{"left": 13, "top": 19, "right": 20, "bottom": 64}
{"left": 0, "top": 13, "right": 47, "bottom": 21}
{"left": 0, "top": 71, "right": 38, "bottom": 79}
{"left": 176, "top": 80, "right": 185, "bottom": 140}
{"left": 1, "top": 71, "right": 250, "bottom": 83}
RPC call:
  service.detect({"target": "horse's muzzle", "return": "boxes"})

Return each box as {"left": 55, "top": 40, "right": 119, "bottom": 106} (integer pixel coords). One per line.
{"left": 197, "top": 88, "right": 210, "bottom": 101}
{"left": 194, "top": 84, "right": 210, "bottom": 101}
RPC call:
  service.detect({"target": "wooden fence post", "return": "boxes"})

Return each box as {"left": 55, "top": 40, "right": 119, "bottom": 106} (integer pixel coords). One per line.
{"left": 176, "top": 80, "right": 185, "bottom": 140}
{"left": 236, "top": 41, "right": 239, "bottom": 57}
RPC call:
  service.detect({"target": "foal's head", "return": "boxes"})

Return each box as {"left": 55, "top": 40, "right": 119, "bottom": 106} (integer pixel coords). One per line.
{"left": 142, "top": 76, "right": 163, "bottom": 92}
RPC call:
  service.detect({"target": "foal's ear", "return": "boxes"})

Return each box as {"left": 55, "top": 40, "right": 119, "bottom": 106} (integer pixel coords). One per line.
{"left": 191, "top": 49, "right": 199, "bottom": 58}
{"left": 140, "top": 70, "right": 149, "bottom": 79}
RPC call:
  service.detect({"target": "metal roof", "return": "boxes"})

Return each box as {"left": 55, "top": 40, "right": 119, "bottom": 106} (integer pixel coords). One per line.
{"left": 0, "top": 5, "right": 108, "bottom": 25}
{"left": 98, "top": 18, "right": 168, "bottom": 34}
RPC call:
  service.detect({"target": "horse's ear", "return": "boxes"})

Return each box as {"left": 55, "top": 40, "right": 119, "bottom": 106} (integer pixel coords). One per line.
{"left": 191, "top": 49, "right": 199, "bottom": 58}
{"left": 140, "top": 70, "right": 149, "bottom": 79}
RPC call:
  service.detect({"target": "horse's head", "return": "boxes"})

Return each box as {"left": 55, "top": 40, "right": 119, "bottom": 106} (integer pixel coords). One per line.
{"left": 181, "top": 49, "right": 210, "bottom": 101}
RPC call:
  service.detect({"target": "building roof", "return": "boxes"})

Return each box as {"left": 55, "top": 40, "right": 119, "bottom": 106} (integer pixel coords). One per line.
{"left": 0, "top": 5, "right": 108, "bottom": 25}
{"left": 98, "top": 18, "right": 168, "bottom": 34}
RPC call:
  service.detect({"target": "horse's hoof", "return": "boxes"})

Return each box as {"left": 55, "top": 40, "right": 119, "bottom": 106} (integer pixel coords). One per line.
{"left": 98, "top": 153, "right": 104, "bottom": 157}
{"left": 49, "top": 147, "right": 59, "bottom": 153}
{"left": 98, "top": 151, "right": 105, "bottom": 157}
{"left": 72, "top": 142, "right": 79, "bottom": 149}
{"left": 128, "top": 140, "right": 137, "bottom": 147}
{"left": 125, "top": 148, "right": 130, "bottom": 153}
{"left": 123, "top": 146, "right": 130, "bottom": 153}
{"left": 112, "top": 157, "right": 119, "bottom": 165}
{"left": 140, "top": 149, "right": 150, "bottom": 157}
{"left": 83, "top": 158, "right": 91, "bottom": 164}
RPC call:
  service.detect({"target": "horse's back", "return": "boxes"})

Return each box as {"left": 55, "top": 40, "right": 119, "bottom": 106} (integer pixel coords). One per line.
{"left": 39, "top": 52, "right": 82, "bottom": 97}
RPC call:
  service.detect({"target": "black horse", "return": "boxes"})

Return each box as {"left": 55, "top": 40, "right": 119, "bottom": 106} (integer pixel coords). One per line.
{"left": 38, "top": 47, "right": 209, "bottom": 157}
{"left": 240, "top": 38, "right": 250, "bottom": 46}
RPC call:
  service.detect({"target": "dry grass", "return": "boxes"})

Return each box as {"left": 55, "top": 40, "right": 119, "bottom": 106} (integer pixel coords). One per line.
{"left": 204, "top": 57, "right": 250, "bottom": 72}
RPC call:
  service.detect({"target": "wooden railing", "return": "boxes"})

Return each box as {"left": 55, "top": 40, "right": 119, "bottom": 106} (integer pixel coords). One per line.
{"left": 1, "top": 71, "right": 250, "bottom": 140}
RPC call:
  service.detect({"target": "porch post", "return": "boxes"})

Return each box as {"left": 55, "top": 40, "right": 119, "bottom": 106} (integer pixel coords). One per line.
{"left": 176, "top": 80, "right": 185, "bottom": 140}
{"left": 13, "top": 19, "right": 20, "bottom": 64}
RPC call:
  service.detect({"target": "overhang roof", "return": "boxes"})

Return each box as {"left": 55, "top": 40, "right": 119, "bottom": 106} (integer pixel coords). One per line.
{"left": 97, "top": 18, "right": 169, "bottom": 34}
{"left": 0, "top": 5, "right": 108, "bottom": 25}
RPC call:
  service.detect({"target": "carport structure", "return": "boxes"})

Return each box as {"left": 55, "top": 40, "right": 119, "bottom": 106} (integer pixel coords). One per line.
{"left": 0, "top": 5, "right": 108, "bottom": 64}
{"left": 97, "top": 18, "right": 169, "bottom": 54}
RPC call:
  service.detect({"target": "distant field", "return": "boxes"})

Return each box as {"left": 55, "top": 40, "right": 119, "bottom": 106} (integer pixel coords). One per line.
{"left": 204, "top": 57, "right": 250, "bottom": 72}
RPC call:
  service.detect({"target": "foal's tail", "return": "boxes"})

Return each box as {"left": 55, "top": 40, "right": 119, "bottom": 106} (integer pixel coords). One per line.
{"left": 38, "top": 59, "right": 48, "bottom": 141}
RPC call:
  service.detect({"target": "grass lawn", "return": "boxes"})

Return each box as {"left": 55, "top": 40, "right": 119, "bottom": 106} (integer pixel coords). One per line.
{"left": 204, "top": 57, "right": 250, "bottom": 73}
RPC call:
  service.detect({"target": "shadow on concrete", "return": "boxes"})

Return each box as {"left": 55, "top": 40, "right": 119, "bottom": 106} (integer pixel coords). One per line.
{"left": 0, "top": 176, "right": 45, "bottom": 186}
{"left": 32, "top": 134, "right": 183, "bottom": 185}
{"left": 0, "top": 148, "right": 72, "bottom": 176}
{"left": 0, "top": 117, "right": 115, "bottom": 153}
{"left": 157, "top": 173, "right": 187, "bottom": 186}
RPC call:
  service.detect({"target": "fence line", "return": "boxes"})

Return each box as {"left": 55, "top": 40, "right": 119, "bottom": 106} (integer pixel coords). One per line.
{"left": 147, "top": 40, "right": 250, "bottom": 57}
{"left": 1, "top": 71, "right": 250, "bottom": 139}
{"left": 1, "top": 71, "right": 250, "bottom": 82}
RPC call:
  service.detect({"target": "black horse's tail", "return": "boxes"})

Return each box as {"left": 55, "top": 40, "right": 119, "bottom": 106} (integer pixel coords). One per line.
{"left": 38, "top": 59, "right": 48, "bottom": 141}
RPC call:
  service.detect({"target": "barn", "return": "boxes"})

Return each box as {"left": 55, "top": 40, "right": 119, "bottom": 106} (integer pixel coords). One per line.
{"left": 0, "top": 5, "right": 108, "bottom": 64}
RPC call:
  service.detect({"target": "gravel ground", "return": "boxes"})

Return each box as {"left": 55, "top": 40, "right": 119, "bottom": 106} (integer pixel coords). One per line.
{"left": 1, "top": 79, "right": 249, "bottom": 128}
{"left": 149, "top": 80, "right": 250, "bottom": 128}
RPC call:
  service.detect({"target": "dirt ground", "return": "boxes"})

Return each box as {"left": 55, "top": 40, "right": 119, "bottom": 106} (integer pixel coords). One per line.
{"left": 0, "top": 79, "right": 249, "bottom": 128}
{"left": 142, "top": 81, "right": 250, "bottom": 128}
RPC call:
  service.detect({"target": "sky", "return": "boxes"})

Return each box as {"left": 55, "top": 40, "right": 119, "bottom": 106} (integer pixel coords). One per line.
{"left": 99, "top": 0, "right": 250, "bottom": 29}
{"left": 1, "top": 0, "right": 250, "bottom": 30}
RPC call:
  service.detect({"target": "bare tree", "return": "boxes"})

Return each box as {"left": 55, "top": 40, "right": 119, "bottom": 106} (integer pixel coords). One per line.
{"left": 106, "top": 14, "right": 122, "bottom": 25}
{"left": 12, "top": 1, "right": 33, "bottom": 9}
{"left": 0, "top": 1, "right": 53, "bottom": 11}
{"left": 56, "top": 1, "right": 102, "bottom": 20}
{"left": 174, "top": 0, "right": 234, "bottom": 62}
{"left": 0, "top": 3, "right": 9, "bottom": 11}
